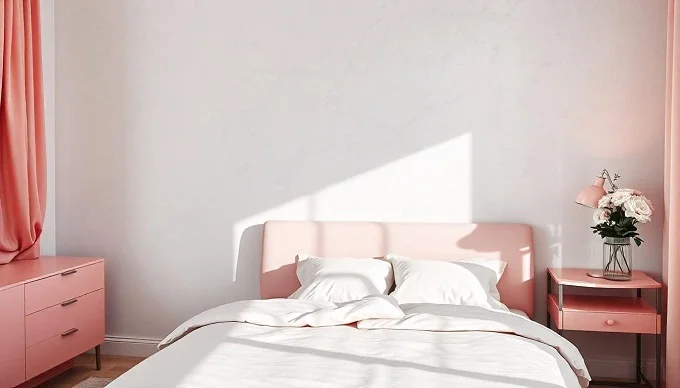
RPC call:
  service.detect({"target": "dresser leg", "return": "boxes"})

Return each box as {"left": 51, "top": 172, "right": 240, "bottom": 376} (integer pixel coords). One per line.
{"left": 95, "top": 345, "right": 101, "bottom": 371}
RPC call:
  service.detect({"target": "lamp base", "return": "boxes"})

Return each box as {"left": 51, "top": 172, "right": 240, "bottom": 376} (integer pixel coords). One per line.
{"left": 586, "top": 271, "right": 606, "bottom": 279}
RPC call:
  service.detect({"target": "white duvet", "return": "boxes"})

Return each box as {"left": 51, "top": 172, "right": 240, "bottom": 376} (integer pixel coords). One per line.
{"left": 109, "top": 296, "right": 590, "bottom": 388}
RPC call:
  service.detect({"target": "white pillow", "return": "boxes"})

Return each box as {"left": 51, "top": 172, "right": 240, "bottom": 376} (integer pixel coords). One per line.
{"left": 387, "top": 254, "right": 508, "bottom": 311}
{"left": 289, "top": 255, "right": 394, "bottom": 303}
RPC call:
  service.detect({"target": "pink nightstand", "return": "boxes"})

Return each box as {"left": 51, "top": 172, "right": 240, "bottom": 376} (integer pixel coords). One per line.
{"left": 547, "top": 268, "right": 662, "bottom": 387}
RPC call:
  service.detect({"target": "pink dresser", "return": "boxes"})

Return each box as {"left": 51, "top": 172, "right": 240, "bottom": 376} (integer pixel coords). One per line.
{"left": 0, "top": 257, "right": 104, "bottom": 388}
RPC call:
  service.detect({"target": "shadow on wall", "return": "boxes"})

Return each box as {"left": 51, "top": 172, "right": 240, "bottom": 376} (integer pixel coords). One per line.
{"left": 54, "top": 0, "right": 666, "bottom": 345}
{"left": 234, "top": 224, "right": 264, "bottom": 297}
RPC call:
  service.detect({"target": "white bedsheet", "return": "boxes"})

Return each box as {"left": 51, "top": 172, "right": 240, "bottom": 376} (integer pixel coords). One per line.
{"left": 108, "top": 298, "right": 589, "bottom": 388}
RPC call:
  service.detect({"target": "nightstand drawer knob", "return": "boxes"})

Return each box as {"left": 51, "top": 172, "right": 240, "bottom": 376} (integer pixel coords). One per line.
{"left": 606, "top": 319, "right": 615, "bottom": 326}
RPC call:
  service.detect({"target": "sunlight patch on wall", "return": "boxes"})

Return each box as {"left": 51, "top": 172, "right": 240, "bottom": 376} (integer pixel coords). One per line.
{"left": 312, "top": 133, "right": 473, "bottom": 222}
{"left": 232, "top": 133, "right": 473, "bottom": 275}
{"left": 520, "top": 246, "right": 533, "bottom": 282}
{"left": 547, "top": 224, "right": 563, "bottom": 267}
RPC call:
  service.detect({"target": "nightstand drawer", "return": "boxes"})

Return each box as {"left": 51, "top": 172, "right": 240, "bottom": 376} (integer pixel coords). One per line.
{"left": 25, "top": 289, "right": 105, "bottom": 347}
{"left": 548, "top": 294, "right": 661, "bottom": 334}
{"left": 562, "top": 311, "right": 659, "bottom": 334}
{"left": 25, "top": 262, "right": 104, "bottom": 314}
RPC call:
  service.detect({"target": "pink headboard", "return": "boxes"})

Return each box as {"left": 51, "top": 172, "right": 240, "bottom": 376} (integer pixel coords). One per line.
{"left": 261, "top": 221, "right": 535, "bottom": 318}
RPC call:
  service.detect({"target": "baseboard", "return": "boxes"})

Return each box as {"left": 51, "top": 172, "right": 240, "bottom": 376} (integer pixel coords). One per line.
{"left": 97, "top": 335, "right": 162, "bottom": 357}
{"left": 587, "top": 356, "right": 664, "bottom": 381}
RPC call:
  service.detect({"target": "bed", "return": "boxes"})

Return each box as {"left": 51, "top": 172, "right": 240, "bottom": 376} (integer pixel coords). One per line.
{"left": 108, "top": 221, "right": 590, "bottom": 388}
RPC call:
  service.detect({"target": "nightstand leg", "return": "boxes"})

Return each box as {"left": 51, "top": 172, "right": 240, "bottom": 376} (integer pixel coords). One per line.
{"left": 556, "top": 284, "right": 563, "bottom": 336}
{"left": 558, "top": 284, "right": 563, "bottom": 310}
{"left": 547, "top": 273, "right": 552, "bottom": 325}
{"left": 635, "top": 289, "right": 643, "bottom": 384}
{"left": 636, "top": 333, "right": 642, "bottom": 383}
{"left": 95, "top": 345, "right": 101, "bottom": 371}
{"left": 656, "top": 288, "right": 662, "bottom": 388}
{"left": 656, "top": 333, "right": 662, "bottom": 388}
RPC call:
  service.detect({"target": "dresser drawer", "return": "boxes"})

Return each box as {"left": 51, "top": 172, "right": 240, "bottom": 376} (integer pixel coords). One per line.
{"left": 25, "top": 297, "right": 105, "bottom": 380}
{"left": 25, "top": 262, "right": 104, "bottom": 314}
{"left": 25, "top": 289, "right": 105, "bottom": 347}
{"left": 562, "top": 310, "right": 659, "bottom": 334}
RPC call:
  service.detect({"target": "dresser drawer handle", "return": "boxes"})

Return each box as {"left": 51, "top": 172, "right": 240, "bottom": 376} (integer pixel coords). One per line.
{"left": 61, "top": 328, "right": 78, "bottom": 337}
{"left": 61, "top": 269, "right": 78, "bottom": 276}
{"left": 61, "top": 298, "right": 78, "bottom": 306}
{"left": 606, "top": 319, "right": 615, "bottom": 326}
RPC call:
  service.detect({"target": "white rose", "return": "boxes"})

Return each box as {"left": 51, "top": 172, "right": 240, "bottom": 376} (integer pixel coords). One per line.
{"left": 593, "top": 208, "right": 611, "bottom": 225}
{"left": 610, "top": 190, "right": 633, "bottom": 206}
{"left": 623, "top": 196, "right": 653, "bottom": 223}
{"left": 598, "top": 194, "right": 613, "bottom": 209}
{"left": 624, "top": 188, "right": 642, "bottom": 195}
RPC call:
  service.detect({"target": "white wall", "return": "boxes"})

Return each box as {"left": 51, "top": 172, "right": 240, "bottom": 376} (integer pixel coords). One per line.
{"left": 40, "top": 0, "right": 56, "bottom": 255}
{"left": 54, "top": 0, "right": 667, "bottom": 376}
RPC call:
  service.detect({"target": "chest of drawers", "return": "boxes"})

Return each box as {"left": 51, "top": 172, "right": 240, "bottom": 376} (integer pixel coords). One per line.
{"left": 0, "top": 257, "right": 104, "bottom": 388}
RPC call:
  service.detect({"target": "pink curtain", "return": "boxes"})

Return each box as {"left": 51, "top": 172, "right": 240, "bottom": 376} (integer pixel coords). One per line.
{"left": 0, "top": 0, "right": 46, "bottom": 265}
{"left": 667, "top": 1, "right": 680, "bottom": 386}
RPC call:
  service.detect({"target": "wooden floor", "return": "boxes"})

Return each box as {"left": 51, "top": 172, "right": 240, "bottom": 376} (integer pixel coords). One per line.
{"left": 38, "top": 354, "right": 145, "bottom": 388}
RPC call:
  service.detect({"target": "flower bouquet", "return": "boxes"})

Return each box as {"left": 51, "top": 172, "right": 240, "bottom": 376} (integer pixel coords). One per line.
{"left": 590, "top": 189, "right": 653, "bottom": 280}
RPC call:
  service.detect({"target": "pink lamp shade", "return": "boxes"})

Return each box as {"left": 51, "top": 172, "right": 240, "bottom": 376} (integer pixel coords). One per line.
{"left": 576, "top": 177, "right": 607, "bottom": 208}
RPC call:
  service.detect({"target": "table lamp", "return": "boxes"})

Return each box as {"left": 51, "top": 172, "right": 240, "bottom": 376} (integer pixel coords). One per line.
{"left": 575, "top": 169, "right": 619, "bottom": 208}
{"left": 575, "top": 169, "right": 620, "bottom": 278}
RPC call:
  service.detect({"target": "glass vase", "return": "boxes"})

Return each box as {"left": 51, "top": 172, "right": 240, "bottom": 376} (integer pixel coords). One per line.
{"left": 603, "top": 237, "right": 632, "bottom": 280}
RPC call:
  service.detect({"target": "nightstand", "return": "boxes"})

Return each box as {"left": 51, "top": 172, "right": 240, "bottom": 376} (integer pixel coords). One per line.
{"left": 547, "top": 268, "right": 662, "bottom": 387}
